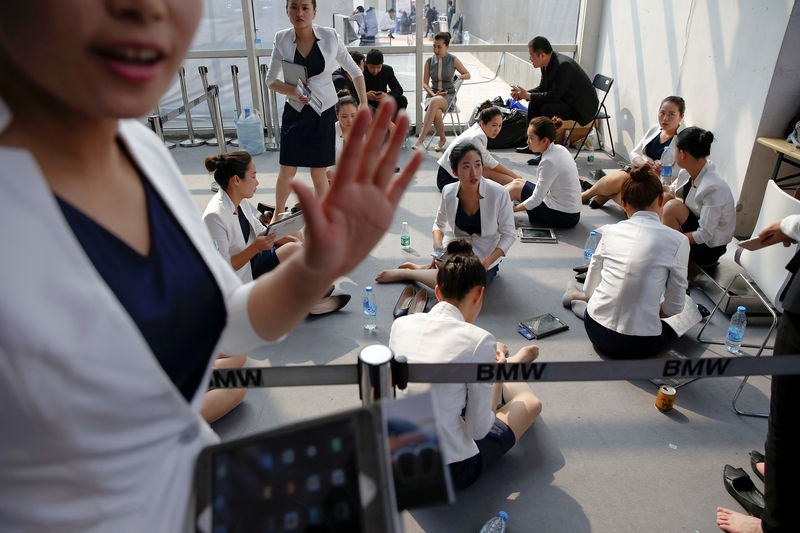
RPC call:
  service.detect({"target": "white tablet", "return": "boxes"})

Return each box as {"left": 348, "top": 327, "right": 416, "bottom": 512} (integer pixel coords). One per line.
{"left": 266, "top": 211, "right": 305, "bottom": 240}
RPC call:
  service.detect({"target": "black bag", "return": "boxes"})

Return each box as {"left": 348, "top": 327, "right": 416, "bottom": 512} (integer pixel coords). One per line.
{"left": 487, "top": 109, "right": 529, "bottom": 149}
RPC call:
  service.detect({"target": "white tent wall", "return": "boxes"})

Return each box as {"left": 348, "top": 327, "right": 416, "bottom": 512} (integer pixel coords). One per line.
{"left": 588, "top": 0, "right": 796, "bottom": 235}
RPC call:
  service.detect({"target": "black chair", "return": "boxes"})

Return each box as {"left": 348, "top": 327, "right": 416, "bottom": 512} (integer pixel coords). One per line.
{"left": 572, "top": 74, "right": 615, "bottom": 160}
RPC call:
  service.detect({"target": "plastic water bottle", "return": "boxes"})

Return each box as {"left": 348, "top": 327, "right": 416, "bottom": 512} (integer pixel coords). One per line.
{"left": 254, "top": 28, "right": 262, "bottom": 48}
{"left": 463, "top": 30, "right": 470, "bottom": 45}
{"left": 479, "top": 511, "right": 508, "bottom": 533}
{"left": 363, "top": 286, "right": 377, "bottom": 331}
{"left": 587, "top": 144, "right": 595, "bottom": 165}
{"left": 725, "top": 306, "right": 747, "bottom": 353}
{"left": 660, "top": 146, "right": 674, "bottom": 186}
{"left": 401, "top": 222, "right": 411, "bottom": 250}
{"left": 583, "top": 231, "right": 599, "bottom": 262}
{"left": 236, "top": 108, "right": 265, "bottom": 155}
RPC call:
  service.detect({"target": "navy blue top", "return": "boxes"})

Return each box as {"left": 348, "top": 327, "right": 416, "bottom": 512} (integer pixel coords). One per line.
{"left": 56, "top": 143, "right": 227, "bottom": 401}
{"left": 237, "top": 208, "right": 251, "bottom": 242}
{"left": 455, "top": 201, "right": 482, "bottom": 235}
{"left": 644, "top": 133, "right": 673, "bottom": 161}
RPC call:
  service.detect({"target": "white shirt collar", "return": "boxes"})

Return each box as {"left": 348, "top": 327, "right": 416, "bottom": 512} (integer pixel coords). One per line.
{"left": 428, "top": 301, "right": 466, "bottom": 322}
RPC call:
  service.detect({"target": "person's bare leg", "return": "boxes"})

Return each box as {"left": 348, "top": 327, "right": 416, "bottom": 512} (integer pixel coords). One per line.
{"left": 483, "top": 168, "right": 514, "bottom": 186}
{"left": 375, "top": 267, "right": 438, "bottom": 288}
{"left": 715, "top": 507, "right": 762, "bottom": 533}
{"left": 397, "top": 262, "right": 428, "bottom": 270}
{"left": 432, "top": 107, "right": 446, "bottom": 148}
{"left": 756, "top": 462, "right": 765, "bottom": 477}
{"left": 505, "top": 178, "right": 526, "bottom": 202}
{"left": 413, "top": 96, "right": 447, "bottom": 148}
{"left": 495, "top": 382, "right": 542, "bottom": 440}
{"left": 275, "top": 241, "right": 302, "bottom": 262}
{"left": 309, "top": 167, "right": 330, "bottom": 200}
{"left": 581, "top": 170, "right": 628, "bottom": 203}
{"left": 661, "top": 198, "right": 690, "bottom": 231}
{"left": 275, "top": 165, "right": 298, "bottom": 220}
{"left": 201, "top": 354, "right": 248, "bottom": 424}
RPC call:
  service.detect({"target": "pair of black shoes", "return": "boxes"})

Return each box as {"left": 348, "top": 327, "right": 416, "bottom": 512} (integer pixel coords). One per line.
{"left": 515, "top": 146, "right": 542, "bottom": 166}
{"left": 722, "top": 451, "right": 766, "bottom": 518}
{"left": 393, "top": 284, "right": 429, "bottom": 318}
{"left": 308, "top": 285, "right": 350, "bottom": 318}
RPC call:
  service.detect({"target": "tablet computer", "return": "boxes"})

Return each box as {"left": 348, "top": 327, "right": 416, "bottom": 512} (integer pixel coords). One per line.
{"left": 266, "top": 211, "right": 305, "bottom": 240}
{"left": 737, "top": 236, "right": 769, "bottom": 251}
{"left": 519, "top": 227, "right": 558, "bottom": 243}
{"left": 193, "top": 407, "right": 397, "bottom": 533}
{"left": 519, "top": 313, "right": 569, "bottom": 338}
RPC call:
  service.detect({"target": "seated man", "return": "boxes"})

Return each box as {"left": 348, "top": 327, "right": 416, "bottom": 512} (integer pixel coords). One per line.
{"left": 332, "top": 50, "right": 365, "bottom": 106}
{"left": 363, "top": 49, "right": 408, "bottom": 114}
{"left": 350, "top": 6, "right": 378, "bottom": 46}
{"left": 510, "top": 36, "right": 599, "bottom": 165}
{"left": 389, "top": 240, "right": 542, "bottom": 490}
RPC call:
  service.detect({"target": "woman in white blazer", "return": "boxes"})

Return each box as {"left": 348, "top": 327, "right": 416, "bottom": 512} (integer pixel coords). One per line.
{"left": 0, "top": 2, "right": 421, "bottom": 530}
{"left": 506, "top": 117, "right": 582, "bottom": 228}
{"left": 377, "top": 142, "right": 516, "bottom": 288}
{"left": 435, "top": 105, "right": 523, "bottom": 191}
{"left": 582, "top": 96, "right": 686, "bottom": 207}
{"left": 203, "top": 151, "right": 301, "bottom": 283}
{"left": 266, "top": 0, "right": 368, "bottom": 219}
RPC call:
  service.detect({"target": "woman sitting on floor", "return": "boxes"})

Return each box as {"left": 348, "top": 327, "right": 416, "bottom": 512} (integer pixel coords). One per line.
{"left": 563, "top": 165, "right": 689, "bottom": 359}
{"left": 582, "top": 95, "right": 686, "bottom": 208}
{"left": 505, "top": 117, "right": 582, "bottom": 228}
{"left": 376, "top": 142, "right": 515, "bottom": 288}
{"left": 203, "top": 151, "right": 302, "bottom": 282}
{"left": 435, "top": 104, "right": 523, "bottom": 191}
{"left": 389, "top": 239, "right": 542, "bottom": 490}
{"left": 661, "top": 126, "right": 736, "bottom": 267}
{"left": 326, "top": 92, "right": 359, "bottom": 182}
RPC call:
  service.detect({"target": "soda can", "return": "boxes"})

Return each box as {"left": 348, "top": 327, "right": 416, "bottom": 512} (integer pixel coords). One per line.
{"left": 655, "top": 385, "right": 676, "bottom": 412}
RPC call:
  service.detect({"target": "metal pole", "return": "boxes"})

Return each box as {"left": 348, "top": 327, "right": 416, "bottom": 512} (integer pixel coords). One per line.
{"left": 270, "top": 84, "right": 281, "bottom": 150}
{"left": 152, "top": 104, "right": 176, "bottom": 149}
{"left": 178, "top": 67, "right": 205, "bottom": 147}
{"left": 358, "top": 345, "right": 395, "bottom": 406}
{"left": 208, "top": 85, "right": 227, "bottom": 155}
{"left": 148, "top": 113, "right": 175, "bottom": 150}
{"left": 259, "top": 64, "right": 278, "bottom": 150}
{"left": 198, "top": 66, "right": 230, "bottom": 146}
{"left": 230, "top": 65, "right": 241, "bottom": 147}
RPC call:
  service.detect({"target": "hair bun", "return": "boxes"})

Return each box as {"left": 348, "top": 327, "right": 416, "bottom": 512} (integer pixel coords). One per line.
{"left": 204, "top": 154, "right": 223, "bottom": 173}
{"left": 446, "top": 239, "right": 474, "bottom": 256}
{"left": 336, "top": 89, "right": 351, "bottom": 98}
{"left": 700, "top": 131, "right": 715, "bottom": 146}
{"left": 551, "top": 116, "right": 563, "bottom": 129}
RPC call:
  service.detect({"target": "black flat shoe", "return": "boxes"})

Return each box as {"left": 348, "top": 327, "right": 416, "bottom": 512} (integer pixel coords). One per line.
{"left": 527, "top": 155, "right": 542, "bottom": 166}
{"left": 579, "top": 178, "right": 594, "bottom": 192}
{"left": 749, "top": 450, "right": 765, "bottom": 482}
{"left": 575, "top": 272, "right": 586, "bottom": 283}
{"left": 572, "top": 264, "right": 589, "bottom": 274}
{"left": 308, "top": 294, "right": 350, "bottom": 317}
{"left": 516, "top": 146, "right": 533, "bottom": 154}
{"left": 723, "top": 464, "right": 765, "bottom": 518}
{"left": 589, "top": 199, "right": 604, "bottom": 209}
{"left": 323, "top": 285, "right": 335, "bottom": 298}
{"left": 393, "top": 284, "right": 416, "bottom": 319}
{"left": 408, "top": 288, "right": 429, "bottom": 314}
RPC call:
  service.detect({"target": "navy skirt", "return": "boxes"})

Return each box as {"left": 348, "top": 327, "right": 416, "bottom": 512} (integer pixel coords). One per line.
{"left": 279, "top": 104, "right": 336, "bottom": 168}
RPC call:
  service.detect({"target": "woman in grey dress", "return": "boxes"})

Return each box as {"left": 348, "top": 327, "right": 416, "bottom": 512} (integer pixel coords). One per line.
{"left": 412, "top": 32, "right": 471, "bottom": 151}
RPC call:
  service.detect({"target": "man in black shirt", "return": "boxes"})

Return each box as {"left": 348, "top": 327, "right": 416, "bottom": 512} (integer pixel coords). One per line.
{"left": 511, "top": 36, "right": 599, "bottom": 164}
{"left": 332, "top": 50, "right": 365, "bottom": 106}
{"left": 363, "top": 49, "right": 407, "bottom": 115}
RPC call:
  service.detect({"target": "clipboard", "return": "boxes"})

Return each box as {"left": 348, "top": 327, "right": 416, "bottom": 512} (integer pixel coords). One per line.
{"left": 281, "top": 61, "right": 308, "bottom": 113}
{"left": 265, "top": 211, "right": 305, "bottom": 240}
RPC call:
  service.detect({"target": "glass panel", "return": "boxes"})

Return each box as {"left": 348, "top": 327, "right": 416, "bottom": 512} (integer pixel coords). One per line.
{"left": 190, "top": 0, "right": 248, "bottom": 51}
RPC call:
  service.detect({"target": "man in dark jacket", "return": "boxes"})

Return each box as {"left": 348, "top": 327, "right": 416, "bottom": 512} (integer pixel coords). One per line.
{"left": 332, "top": 51, "right": 365, "bottom": 106}
{"left": 363, "top": 49, "right": 408, "bottom": 115}
{"left": 511, "top": 36, "right": 599, "bottom": 164}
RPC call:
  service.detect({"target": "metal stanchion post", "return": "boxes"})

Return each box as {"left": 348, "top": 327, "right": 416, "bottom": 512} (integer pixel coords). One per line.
{"left": 230, "top": 65, "right": 242, "bottom": 147}
{"left": 148, "top": 114, "right": 175, "bottom": 150}
{"left": 358, "top": 345, "right": 395, "bottom": 406}
{"left": 198, "top": 66, "right": 230, "bottom": 147}
{"left": 178, "top": 67, "right": 205, "bottom": 147}
{"left": 259, "top": 64, "right": 274, "bottom": 147}
{"left": 270, "top": 89, "right": 280, "bottom": 150}
{"left": 208, "top": 85, "right": 227, "bottom": 156}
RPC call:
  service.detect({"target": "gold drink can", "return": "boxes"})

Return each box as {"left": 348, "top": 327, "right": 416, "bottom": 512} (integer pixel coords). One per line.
{"left": 656, "top": 385, "right": 676, "bottom": 412}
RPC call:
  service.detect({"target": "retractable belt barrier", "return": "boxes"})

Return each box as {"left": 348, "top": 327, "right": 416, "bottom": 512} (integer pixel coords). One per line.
{"left": 208, "top": 351, "right": 800, "bottom": 391}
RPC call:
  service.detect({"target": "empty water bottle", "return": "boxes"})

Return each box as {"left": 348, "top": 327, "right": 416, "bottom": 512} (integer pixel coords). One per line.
{"left": 583, "top": 231, "right": 599, "bottom": 262}
{"left": 660, "top": 145, "right": 674, "bottom": 186}
{"left": 725, "top": 306, "right": 747, "bottom": 353}
{"left": 363, "top": 286, "right": 377, "bottom": 331}
{"left": 236, "top": 108, "right": 265, "bottom": 155}
{"left": 479, "top": 511, "right": 509, "bottom": 533}
{"left": 401, "top": 222, "right": 411, "bottom": 250}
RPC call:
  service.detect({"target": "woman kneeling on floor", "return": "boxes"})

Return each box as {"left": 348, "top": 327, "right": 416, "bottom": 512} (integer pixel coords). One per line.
{"left": 506, "top": 116, "right": 582, "bottom": 228}
{"left": 376, "top": 142, "right": 515, "bottom": 288}
{"left": 389, "top": 240, "right": 542, "bottom": 489}
{"left": 564, "top": 165, "right": 690, "bottom": 359}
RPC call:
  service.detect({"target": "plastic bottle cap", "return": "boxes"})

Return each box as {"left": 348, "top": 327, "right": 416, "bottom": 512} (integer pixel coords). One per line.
{"left": 738, "top": 306, "right": 746, "bottom": 312}
{"left": 498, "top": 511, "right": 509, "bottom": 521}
{"left": 589, "top": 231, "right": 596, "bottom": 236}
{"left": 366, "top": 286, "right": 373, "bottom": 292}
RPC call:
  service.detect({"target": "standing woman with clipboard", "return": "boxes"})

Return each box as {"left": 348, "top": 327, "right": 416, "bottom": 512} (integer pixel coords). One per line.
{"left": 267, "top": 0, "right": 368, "bottom": 218}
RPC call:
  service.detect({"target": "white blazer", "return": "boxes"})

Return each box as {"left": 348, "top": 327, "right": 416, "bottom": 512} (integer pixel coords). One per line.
{"left": 0, "top": 98, "right": 272, "bottom": 532}
{"left": 521, "top": 142, "right": 582, "bottom": 214}
{"left": 266, "top": 25, "right": 363, "bottom": 113}
{"left": 436, "top": 123, "right": 500, "bottom": 179}
{"left": 435, "top": 178, "right": 516, "bottom": 268}
{"left": 202, "top": 189, "right": 267, "bottom": 283}
{"left": 629, "top": 122, "right": 686, "bottom": 172}
{"left": 669, "top": 160, "right": 736, "bottom": 248}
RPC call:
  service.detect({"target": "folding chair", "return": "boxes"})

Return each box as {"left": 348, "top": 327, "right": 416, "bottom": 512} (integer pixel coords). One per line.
{"left": 696, "top": 180, "right": 800, "bottom": 417}
{"left": 423, "top": 78, "right": 465, "bottom": 149}
{"left": 572, "top": 74, "right": 615, "bottom": 159}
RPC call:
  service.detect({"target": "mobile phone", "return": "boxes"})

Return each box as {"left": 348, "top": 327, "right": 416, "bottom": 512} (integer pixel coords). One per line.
{"left": 517, "top": 326, "right": 535, "bottom": 340}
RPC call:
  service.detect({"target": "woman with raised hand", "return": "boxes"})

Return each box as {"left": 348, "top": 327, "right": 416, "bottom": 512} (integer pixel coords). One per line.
{"left": 435, "top": 104, "right": 523, "bottom": 191}
{"left": 661, "top": 127, "right": 736, "bottom": 267}
{"left": 266, "top": 0, "right": 368, "bottom": 219}
{"left": 582, "top": 96, "right": 686, "bottom": 208}
{"left": 0, "top": 0, "right": 421, "bottom": 529}
{"left": 563, "top": 166, "right": 689, "bottom": 359}
{"left": 412, "top": 31, "right": 471, "bottom": 151}
{"left": 390, "top": 239, "right": 542, "bottom": 489}
{"left": 506, "top": 116, "right": 582, "bottom": 228}
{"left": 377, "top": 142, "right": 515, "bottom": 288}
